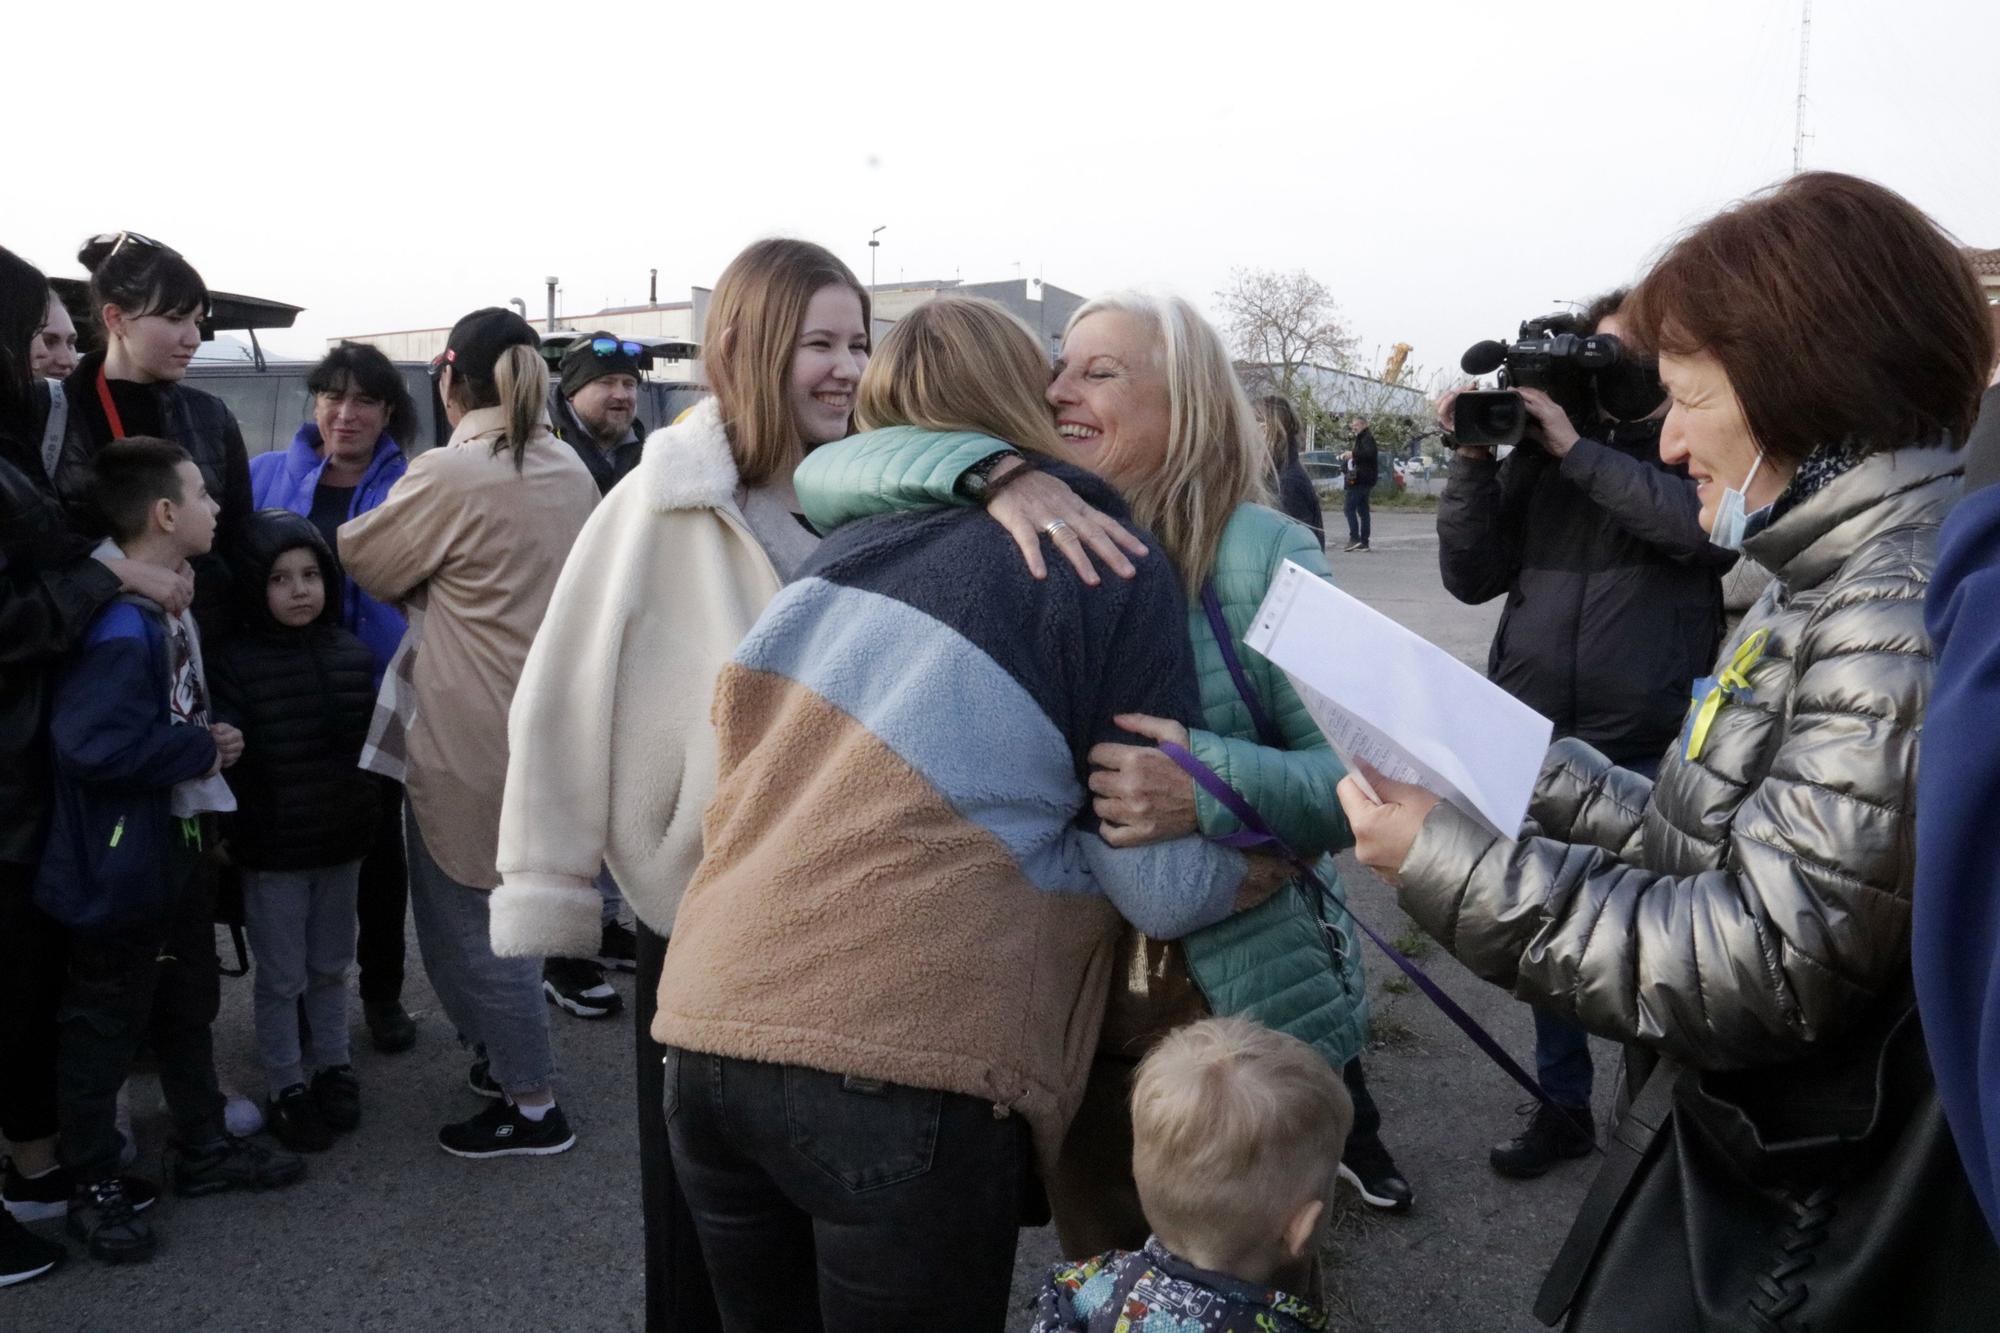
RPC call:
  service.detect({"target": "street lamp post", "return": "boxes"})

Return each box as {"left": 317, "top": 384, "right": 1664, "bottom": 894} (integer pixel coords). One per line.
{"left": 869, "top": 225, "right": 886, "bottom": 291}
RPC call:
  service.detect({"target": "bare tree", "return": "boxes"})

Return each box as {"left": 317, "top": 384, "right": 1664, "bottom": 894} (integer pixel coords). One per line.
{"left": 1216, "top": 267, "right": 1359, "bottom": 390}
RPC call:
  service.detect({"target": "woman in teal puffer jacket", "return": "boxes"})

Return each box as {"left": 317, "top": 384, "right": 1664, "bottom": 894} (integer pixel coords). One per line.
{"left": 795, "top": 289, "right": 1411, "bottom": 1254}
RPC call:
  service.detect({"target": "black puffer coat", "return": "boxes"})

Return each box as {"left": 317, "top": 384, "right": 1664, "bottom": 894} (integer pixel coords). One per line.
{"left": 208, "top": 510, "right": 377, "bottom": 872}
{"left": 0, "top": 383, "right": 121, "bottom": 865}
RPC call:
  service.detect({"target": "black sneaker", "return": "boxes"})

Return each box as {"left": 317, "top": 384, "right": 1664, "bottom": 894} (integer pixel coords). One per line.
{"left": 596, "top": 920, "right": 639, "bottom": 973}
{"left": 3, "top": 1159, "right": 158, "bottom": 1224}
{"left": 0, "top": 1207, "right": 65, "bottom": 1285}
{"left": 1343, "top": 540, "right": 1361, "bottom": 552}
{"left": 311, "top": 1066, "right": 361, "bottom": 1133}
{"left": 1490, "top": 1102, "right": 1596, "bottom": 1179}
{"left": 1338, "top": 1136, "right": 1414, "bottom": 1212}
{"left": 468, "top": 1058, "right": 503, "bottom": 1100}
{"left": 168, "top": 1135, "right": 306, "bottom": 1197}
{"left": 364, "top": 1000, "right": 417, "bottom": 1054}
{"left": 437, "top": 1101, "right": 576, "bottom": 1159}
{"left": 266, "top": 1085, "right": 333, "bottom": 1153}
{"left": 67, "top": 1176, "right": 153, "bottom": 1264}
{"left": 544, "top": 957, "right": 621, "bottom": 1019}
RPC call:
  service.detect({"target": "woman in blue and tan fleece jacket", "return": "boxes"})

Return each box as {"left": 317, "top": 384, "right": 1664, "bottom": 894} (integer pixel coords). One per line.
{"left": 655, "top": 298, "right": 1280, "bottom": 1332}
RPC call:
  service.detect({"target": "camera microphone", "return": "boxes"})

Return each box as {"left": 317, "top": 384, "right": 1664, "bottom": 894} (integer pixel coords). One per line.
{"left": 1460, "top": 340, "right": 1508, "bottom": 376}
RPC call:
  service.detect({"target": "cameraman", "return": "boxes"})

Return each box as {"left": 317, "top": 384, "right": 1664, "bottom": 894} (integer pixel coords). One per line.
{"left": 1434, "top": 289, "right": 1734, "bottom": 1179}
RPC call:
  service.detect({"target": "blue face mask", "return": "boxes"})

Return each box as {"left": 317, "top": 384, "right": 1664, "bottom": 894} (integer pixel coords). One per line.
{"left": 1710, "top": 454, "right": 1773, "bottom": 551}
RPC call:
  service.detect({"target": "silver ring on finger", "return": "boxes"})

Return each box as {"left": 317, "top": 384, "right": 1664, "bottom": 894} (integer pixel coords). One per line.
{"left": 1043, "top": 518, "right": 1073, "bottom": 539}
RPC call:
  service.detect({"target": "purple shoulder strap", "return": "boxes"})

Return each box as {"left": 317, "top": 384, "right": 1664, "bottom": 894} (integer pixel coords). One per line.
{"left": 1160, "top": 738, "right": 1595, "bottom": 1139}
{"left": 1200, "top": 582, "right": 1284, "bottom": 750}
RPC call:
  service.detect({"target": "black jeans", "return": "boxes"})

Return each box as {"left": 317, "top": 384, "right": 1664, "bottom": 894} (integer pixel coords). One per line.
{"left": 637, "top": 924, "right": 722, "bottom": 1333}
{"left": 58, "top": 858, "right": 225, "bottom": 1183}
{"left": 355, "top": 777, "right": 408, "bottom": 1006}
{"left": 665, "top": 1050, "right": 1029, "bottom": 1333}
{"left": 1344, "top": 483, "right": 1374, "bottom": 544}
{"left": 0, "top": 862, "right": 67, "bottom": 1143}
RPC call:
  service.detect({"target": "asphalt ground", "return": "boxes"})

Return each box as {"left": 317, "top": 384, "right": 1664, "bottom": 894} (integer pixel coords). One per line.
{"left": 11, "top": 507, "right": 1624, "bottom": 1332}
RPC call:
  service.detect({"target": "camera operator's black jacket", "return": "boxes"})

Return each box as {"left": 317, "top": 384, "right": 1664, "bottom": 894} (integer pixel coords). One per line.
{"left": 1437, "top": 421, "right": 1734, "bottom": 764}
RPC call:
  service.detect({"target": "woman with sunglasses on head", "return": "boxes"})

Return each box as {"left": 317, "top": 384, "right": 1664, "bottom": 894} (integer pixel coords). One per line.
{"left": 249, "top": 342, "right": 421, "bottom": 1055}
{"left": 492, "top": 238, "right": 871, "bottom": 1333}
{"left": 52, "top": 232, "right": 251, "bottom": 646}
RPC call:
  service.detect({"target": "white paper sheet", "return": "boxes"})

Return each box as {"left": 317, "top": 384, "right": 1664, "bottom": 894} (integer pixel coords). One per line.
{"left": 1244, "top": 560, "right": 1554, "bottom": 841}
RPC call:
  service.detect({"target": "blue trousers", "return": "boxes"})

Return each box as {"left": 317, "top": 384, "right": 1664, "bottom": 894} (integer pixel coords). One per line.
{"left": 1344, "top": 484, "right": 1374, "bottom": 544}
{"left": 1529, "top": 750, "right": 1664, "bottom": 1108}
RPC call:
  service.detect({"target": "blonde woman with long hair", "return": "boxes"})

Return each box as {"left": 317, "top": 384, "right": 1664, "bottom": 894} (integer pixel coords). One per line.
{"left": 492, "top": 238, "right": 869, "bottom": 1332}
{"left": 654, "top": 296, "right": 1271, "bottom": 1330}
{"left": 794, "top": 289, "right": 1411, "bottom": 1257}
{"left": 340, "top": 307, "right": 599, "bottom": 1158}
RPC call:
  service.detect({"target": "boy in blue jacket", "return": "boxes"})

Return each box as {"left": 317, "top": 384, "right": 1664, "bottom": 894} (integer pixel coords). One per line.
{"left": 36, "top": 440, "right": 303, "bottom": 1265}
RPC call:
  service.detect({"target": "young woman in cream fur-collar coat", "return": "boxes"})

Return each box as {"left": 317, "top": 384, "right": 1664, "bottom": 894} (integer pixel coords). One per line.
{"left": 492, "top": 238, "right": 871, "bottom": 1333}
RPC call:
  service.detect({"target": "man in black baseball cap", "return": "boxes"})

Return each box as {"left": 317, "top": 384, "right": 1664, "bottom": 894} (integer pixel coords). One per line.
{"left": 549, "top": 332, "right": 648, "bottom": 496}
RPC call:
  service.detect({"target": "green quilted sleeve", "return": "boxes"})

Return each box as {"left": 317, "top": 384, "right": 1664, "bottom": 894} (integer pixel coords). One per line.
{"left": 792, "top": 427, "right": 1010, "bottom": 534}
{"left": 1189, "top": 520, "right": 1355, "bottom": 857}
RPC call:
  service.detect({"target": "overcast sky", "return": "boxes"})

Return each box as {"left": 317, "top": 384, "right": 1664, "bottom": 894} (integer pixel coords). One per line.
{"left": 10, "top": 0, "right": 1996, "bottom": 385}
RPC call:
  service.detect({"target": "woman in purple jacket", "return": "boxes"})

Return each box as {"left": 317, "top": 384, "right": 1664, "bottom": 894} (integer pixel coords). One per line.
{"left": 248, "top": 342, "right": 418, "bottom": 1053}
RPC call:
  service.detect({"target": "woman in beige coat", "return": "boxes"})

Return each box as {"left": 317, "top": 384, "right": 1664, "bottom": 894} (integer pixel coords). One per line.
{"left": 1341, "top": 174, "right": 1999, "bottom": 1330}
{"left": 491, "top": 240, "right": 871, "bottom": 1332}
{"left": 340, "top": 308, "right": 598, "bottom": 1160}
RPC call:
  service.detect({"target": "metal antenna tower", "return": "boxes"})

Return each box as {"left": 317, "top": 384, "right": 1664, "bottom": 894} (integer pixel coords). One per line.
{"left": 1794, "top": 0, "right": 1814, "bottom": 172}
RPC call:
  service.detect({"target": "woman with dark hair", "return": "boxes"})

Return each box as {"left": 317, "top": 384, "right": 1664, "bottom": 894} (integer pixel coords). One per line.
{"left": 249, "top": 341, "right": 420, "bottom": 1053}
{"left": 1257, "top": 393, "right": 1324, "bottom": 542}
{"left": 1339, "top": 172, "right": 2000, "bottom": 1330}
{"left": 0, "top": 244, "right": 184, "bottom": 1283}
{"left": 340, "top": 308, "right": 598, "bottom": 1158}
{"left": 52, "top": 232, "right": 251, "bottom": 645}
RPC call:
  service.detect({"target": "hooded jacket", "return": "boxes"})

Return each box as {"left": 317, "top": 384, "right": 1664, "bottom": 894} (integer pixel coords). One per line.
{"left": 1397, "top": 441, "right": 1959, "bottom": 1072}
{"left": 33, "top": 564, "right": 220, "bottom": 932}
{"left": 248, "top": 425, "right": 409, "bottom": 683}
{"left": 208, "top": 511, "right": 378, "bottom": 872}
{"left": 1437, "top": 418, "right": 1735, "bottom": 764}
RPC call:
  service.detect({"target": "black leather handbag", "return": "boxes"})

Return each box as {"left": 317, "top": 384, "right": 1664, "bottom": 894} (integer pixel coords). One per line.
{"left": 1540, "top": 999, "right": 2000, "bottom": 1332}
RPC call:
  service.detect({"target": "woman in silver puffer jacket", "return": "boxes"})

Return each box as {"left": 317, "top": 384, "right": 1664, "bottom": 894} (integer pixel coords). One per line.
{"left": 1345, "top": 172, "right": 2000, "bottom": 1331}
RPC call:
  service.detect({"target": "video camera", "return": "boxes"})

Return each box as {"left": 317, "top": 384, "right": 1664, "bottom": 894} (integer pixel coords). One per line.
{"left": 1451, "top": 314, "right": 1660, "bottom": 448}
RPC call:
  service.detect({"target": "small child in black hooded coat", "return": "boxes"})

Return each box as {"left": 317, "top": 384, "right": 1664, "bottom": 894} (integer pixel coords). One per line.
{"left": 209, "top": 509, "right": 377, "bottom": 1152}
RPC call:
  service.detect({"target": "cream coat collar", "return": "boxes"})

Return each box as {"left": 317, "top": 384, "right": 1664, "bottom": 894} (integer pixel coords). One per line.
{"left": 640, "top": 396, "right": 741, "bottom": 514}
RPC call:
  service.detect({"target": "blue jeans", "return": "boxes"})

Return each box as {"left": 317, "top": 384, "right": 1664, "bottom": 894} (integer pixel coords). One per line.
{"left": 1344, "top": 484, "right": 1374, "bottom": 544}
{"left": 1529, "top": 751, "right": 1663, "bottom": 1109}
{"left": 664, "top": 1050, "right": 1028, "bottom": 1332}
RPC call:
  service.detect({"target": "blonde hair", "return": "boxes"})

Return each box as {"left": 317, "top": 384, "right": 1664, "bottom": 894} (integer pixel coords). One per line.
{"left": 855, "top": 298, "right": 1065, "bottom": 457}
{"left": 1131, "top": 1016, "right": 1353, "bottom": 1258}
{"left": 704, "top": 238, "right": 871, "bottom": 487}
{"left": 447, "top": 343, "right": 547, "bottom": 473}
{"left": 1065, "top": 291, "right": 1269, "bottom": 594}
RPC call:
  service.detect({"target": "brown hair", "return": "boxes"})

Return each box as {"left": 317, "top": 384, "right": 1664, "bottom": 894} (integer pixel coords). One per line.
{"left": 1626, "top": 172, "right": 1993, "bottom": 466}
{"left": 89, "top": 436, "right": 192, "bottom": 542}
{"left": 855, "top": 298, "right": 1065, "bottom": 457}
{"left": 1256, "top": 393, "right": 1302, "bottom": 470}
{"left": 704, "top": 238, "right": 871, "bottom": 486}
